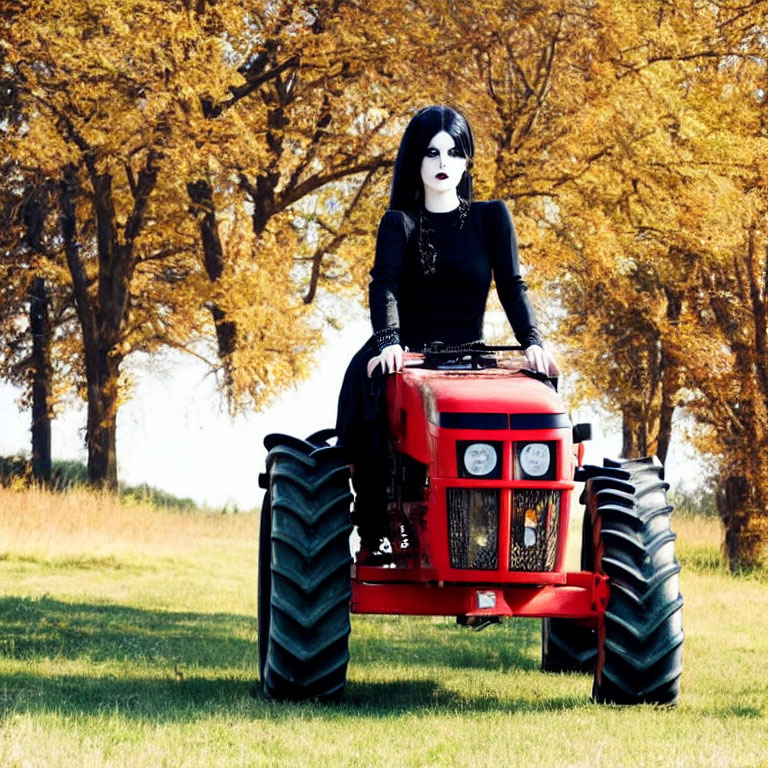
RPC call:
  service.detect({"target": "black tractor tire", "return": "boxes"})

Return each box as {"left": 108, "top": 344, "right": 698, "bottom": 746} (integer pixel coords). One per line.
{"left": 541, "top": 618, "right": 597, "bottom": 673}
{"left": 541, "top": 509, "right": 597, "bottom": 673}
{"left": 257, "top": 491, "right": 272, "bottom": 685}
{"left": 587, "top": 457, "right": 683, "bottom": 706}
{"left": 258, "top": 433, "right": 353, "bottom": 701}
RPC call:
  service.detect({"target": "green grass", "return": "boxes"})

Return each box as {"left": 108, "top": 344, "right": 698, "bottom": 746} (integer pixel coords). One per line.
{"left": 1, "top": 489, "right": 767, "bottom": 767}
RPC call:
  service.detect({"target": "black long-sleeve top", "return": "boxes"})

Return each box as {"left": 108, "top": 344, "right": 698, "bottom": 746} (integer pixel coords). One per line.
{"left": 369, "top": 200, "right": 542, "bottom": 352}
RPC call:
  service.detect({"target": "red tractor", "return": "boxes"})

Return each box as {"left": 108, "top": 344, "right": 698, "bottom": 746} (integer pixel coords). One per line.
{"left": 257, "top": 345, "right": 683, "bottom": 705}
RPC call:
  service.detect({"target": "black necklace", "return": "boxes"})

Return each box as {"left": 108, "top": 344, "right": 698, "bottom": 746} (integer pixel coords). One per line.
{"left": 417, "top": 198, "right": 470, "bottom": 276}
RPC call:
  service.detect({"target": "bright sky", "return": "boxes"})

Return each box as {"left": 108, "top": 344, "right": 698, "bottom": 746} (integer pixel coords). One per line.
{"left": 0, "top": 314, "right": 698, "bottom": 509}
{"left": 0, "top": 318, "right": 370, "bottom": 509}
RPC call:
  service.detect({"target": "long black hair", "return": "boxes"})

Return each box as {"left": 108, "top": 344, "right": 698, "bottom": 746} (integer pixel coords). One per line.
{"left": 388, "top": 105, "right": 475, "bottom": 213}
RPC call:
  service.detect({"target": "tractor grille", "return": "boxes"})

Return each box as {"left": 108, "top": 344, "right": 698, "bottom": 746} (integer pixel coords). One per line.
{"left": 510, "top": 489, "right": 561, "bottom": 571}
{"left": 447, "top": 488, "right": 499, "bottom": 570}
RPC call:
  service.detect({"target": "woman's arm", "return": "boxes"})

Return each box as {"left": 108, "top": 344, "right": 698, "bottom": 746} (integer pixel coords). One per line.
{"left": 490, "top": 201, "right": 558, "bottom": 375}
{"left": 489, "top": 200, "right": 542, "bottom": 349}
{"left": 369, "top": 210, "right": 407, "bottom": 350}
{"left": 368, "top": 211, "right": 409, "bottom": 374}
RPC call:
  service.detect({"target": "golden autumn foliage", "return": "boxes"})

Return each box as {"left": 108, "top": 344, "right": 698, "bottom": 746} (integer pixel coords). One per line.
{"left": 2, "top": 0, "right": 768, "bottom": 565}
{"left": 1, "top": 0, "right": 440, "bottom": 483}
{"left": 529, "top": 0, "right": 768, "bottom": 568}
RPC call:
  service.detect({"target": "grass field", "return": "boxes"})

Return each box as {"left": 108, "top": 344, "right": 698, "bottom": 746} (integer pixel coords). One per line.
{"left": 1, "top": 487, "right": 767, "bottom": 768}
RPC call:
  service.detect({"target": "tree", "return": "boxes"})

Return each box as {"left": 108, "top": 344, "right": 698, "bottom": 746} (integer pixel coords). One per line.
{"left": 1, "top": 0, "right": 469, "bottom": 483}
{"left": 529, "top": 0, "right": 768, "bottom": 568}
{"left": 187, "top": 0, "right": 454, "bottom": 404}
{"left": 0, "top": 33, "right": 59, "bottom": 483}
{"left": 5, "top": 1, "right": 232, "bottom": 486}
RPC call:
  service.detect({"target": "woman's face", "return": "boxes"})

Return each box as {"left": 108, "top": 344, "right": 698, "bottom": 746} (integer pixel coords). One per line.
{"left": 419, "top": 130, "right": 467, "bottom": 197}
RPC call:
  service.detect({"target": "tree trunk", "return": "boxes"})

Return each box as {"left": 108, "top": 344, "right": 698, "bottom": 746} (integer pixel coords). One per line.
{"left": 29, "top": 277, "right": 52, "bottom": 484}
{"left": 60, "top": 165, "right": 116, "bottom": 489}
{"left": 716, "top": 472, "right": 761, "bottom": 572}
{"left": 655, "top": 400, "right": 673, "bottom": 467}
{"left": 621, "top": 409, "right": 648, "bottom": 459}
{"left": 621, "top": 414, "right": 637, "bottom": 459}
{"left": 187, "top": 179, "right": 236, "bottom": 363}
{"left": 656, "top": 356, "right": 679, "bottom": 467}
{"left": 22, "top": 182, "right": 54, "bottom": 485}
{"left": 89, "top": 171, "right": 125, "bottom": 491}
{"left": 85, "top": 348, "right": 120, "bottom": 490}
{"left": 657, "top": 289, "right": 683, "bottom": 467}
{"left": 60, "top": 157, "right": 159, "bottom": 491}
{"left": 86, "top": 152, "right": 158, "bottom": 488}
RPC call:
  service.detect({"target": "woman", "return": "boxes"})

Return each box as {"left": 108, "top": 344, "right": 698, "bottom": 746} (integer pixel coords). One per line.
{"left": 336, "top": 105, "right": 556, "bottom": 555}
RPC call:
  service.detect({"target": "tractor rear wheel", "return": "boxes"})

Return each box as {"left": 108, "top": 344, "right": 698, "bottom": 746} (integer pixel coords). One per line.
{"left": 258, "top": 433, "right": 353, "bottom": 701}
{"left": 541, "top": 618, "right": 597, "bottom": 673}
{"left": 587, "top": 457, "right": 683, "bottom": 706}
{"left": 541, "top": 510, "right": 596, "bottom": 673}
{"left": 257, "top": 491, "right": 272, "bottom": 684}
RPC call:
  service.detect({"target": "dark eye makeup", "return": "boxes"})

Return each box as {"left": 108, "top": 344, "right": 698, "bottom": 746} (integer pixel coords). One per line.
{"left": 424, "top": 147, "right": 465, "bottom": 158}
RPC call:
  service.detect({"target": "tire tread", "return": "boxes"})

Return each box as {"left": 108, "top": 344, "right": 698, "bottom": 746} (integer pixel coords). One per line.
{"left": 259, "top": 433, "right": 353, "bottom": 702}
{"left": 588, "top": 457, "right": 683, "bottom": 706}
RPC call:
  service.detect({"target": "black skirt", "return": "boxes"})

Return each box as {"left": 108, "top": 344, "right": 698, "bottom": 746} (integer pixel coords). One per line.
{"left": 335, "top": 337, "right": 392, "bottom": 536}
{"left": 335, "top": 335, "right": 387, "bottom": 464}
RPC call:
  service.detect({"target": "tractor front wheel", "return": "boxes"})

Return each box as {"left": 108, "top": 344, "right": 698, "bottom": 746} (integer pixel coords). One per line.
{"left": 587, "top": 457, "right": 683, "bottom": 706}
{"left": 258, "top": 433, "right": 353, "bottom": 701}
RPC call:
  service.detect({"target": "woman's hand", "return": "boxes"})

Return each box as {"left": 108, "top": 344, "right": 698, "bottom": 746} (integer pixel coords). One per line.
{"left": 367, "top": 344, "right": 404, "bottom": 377}
{"left": 525, "top": 344, "right": 560, "bottom": 377}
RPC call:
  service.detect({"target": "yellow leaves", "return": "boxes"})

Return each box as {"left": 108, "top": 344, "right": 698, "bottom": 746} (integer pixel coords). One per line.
{"left": 219, "top": 271, "right": 320, "bottom": 411}
{"left": 3, "top": 0, "right": 763, "bottom": 428}
{"left": 8, "top": 0, "right": 243, "bottom": 167}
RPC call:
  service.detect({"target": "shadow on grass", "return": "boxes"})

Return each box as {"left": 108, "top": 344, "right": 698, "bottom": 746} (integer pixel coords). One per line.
{"left": 340, "top": 680, "right": 584, "bottom": 714}
{"left": 0, "top": 595, "right": 262, "bottom": 721}
{"left": 0, "top": 670, "right": 253, "bottom": 720}
{"left": 0, "top": 595, "right": 584, "bottom": 719}
{"left": 249, "top": 679, "right": 588, "bottom": 718}
{"left": 350, "top": 615, "right": 542, "bottom": 672}
{"left": 0, "top": 595, "right": 256, "bottom": 668}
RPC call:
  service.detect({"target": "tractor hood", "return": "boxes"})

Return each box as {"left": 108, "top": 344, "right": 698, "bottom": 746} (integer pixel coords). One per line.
{"left": 403, "top": 366, "right": 567, "bottom": 424}
{"left": 390, "top": 363, "right": 571, "bottom": 465}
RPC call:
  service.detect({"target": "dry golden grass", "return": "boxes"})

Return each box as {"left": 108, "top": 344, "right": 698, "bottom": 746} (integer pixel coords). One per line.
{"left": 0, "top": 486, "right": 257, "bottom": 562}
{"left": 674, "top": 514, "right": 723, "bottom": 549}
{"left": 0, "top": 486, "right": 732, "bottom": 566}
{"left": 674, "top": 513, "right": 768, "bottom": 575}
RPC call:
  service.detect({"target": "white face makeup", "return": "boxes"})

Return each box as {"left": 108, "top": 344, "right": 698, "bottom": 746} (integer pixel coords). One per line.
{"left": 420, "top": 130, "right": 467, "bottom": 202}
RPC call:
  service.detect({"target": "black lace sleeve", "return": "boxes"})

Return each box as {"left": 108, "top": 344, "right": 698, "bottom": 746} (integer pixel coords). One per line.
{"left": 369, "top": 210, "right": 408, "bottom": 351}
{"left": 488, "top": 200, "right": 542, "bottom": 348}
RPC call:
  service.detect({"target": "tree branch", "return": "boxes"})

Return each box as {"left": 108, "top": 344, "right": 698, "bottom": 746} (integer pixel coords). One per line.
{"left": 201, "top": 55, "right": 300, "bottom": 118}
{"left": 279, "top": 158, "right": 393, "bottom": 210}
{"left": 303, "top": 167, "right": 377, "bottom": 304}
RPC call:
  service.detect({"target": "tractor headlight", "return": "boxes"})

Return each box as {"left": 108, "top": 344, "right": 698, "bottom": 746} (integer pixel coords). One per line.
{"left": 518, "top": 442, "right": 551, "bottom": 478}
{"left": 463, "top": 443, "right": 498, "bottom": 476}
